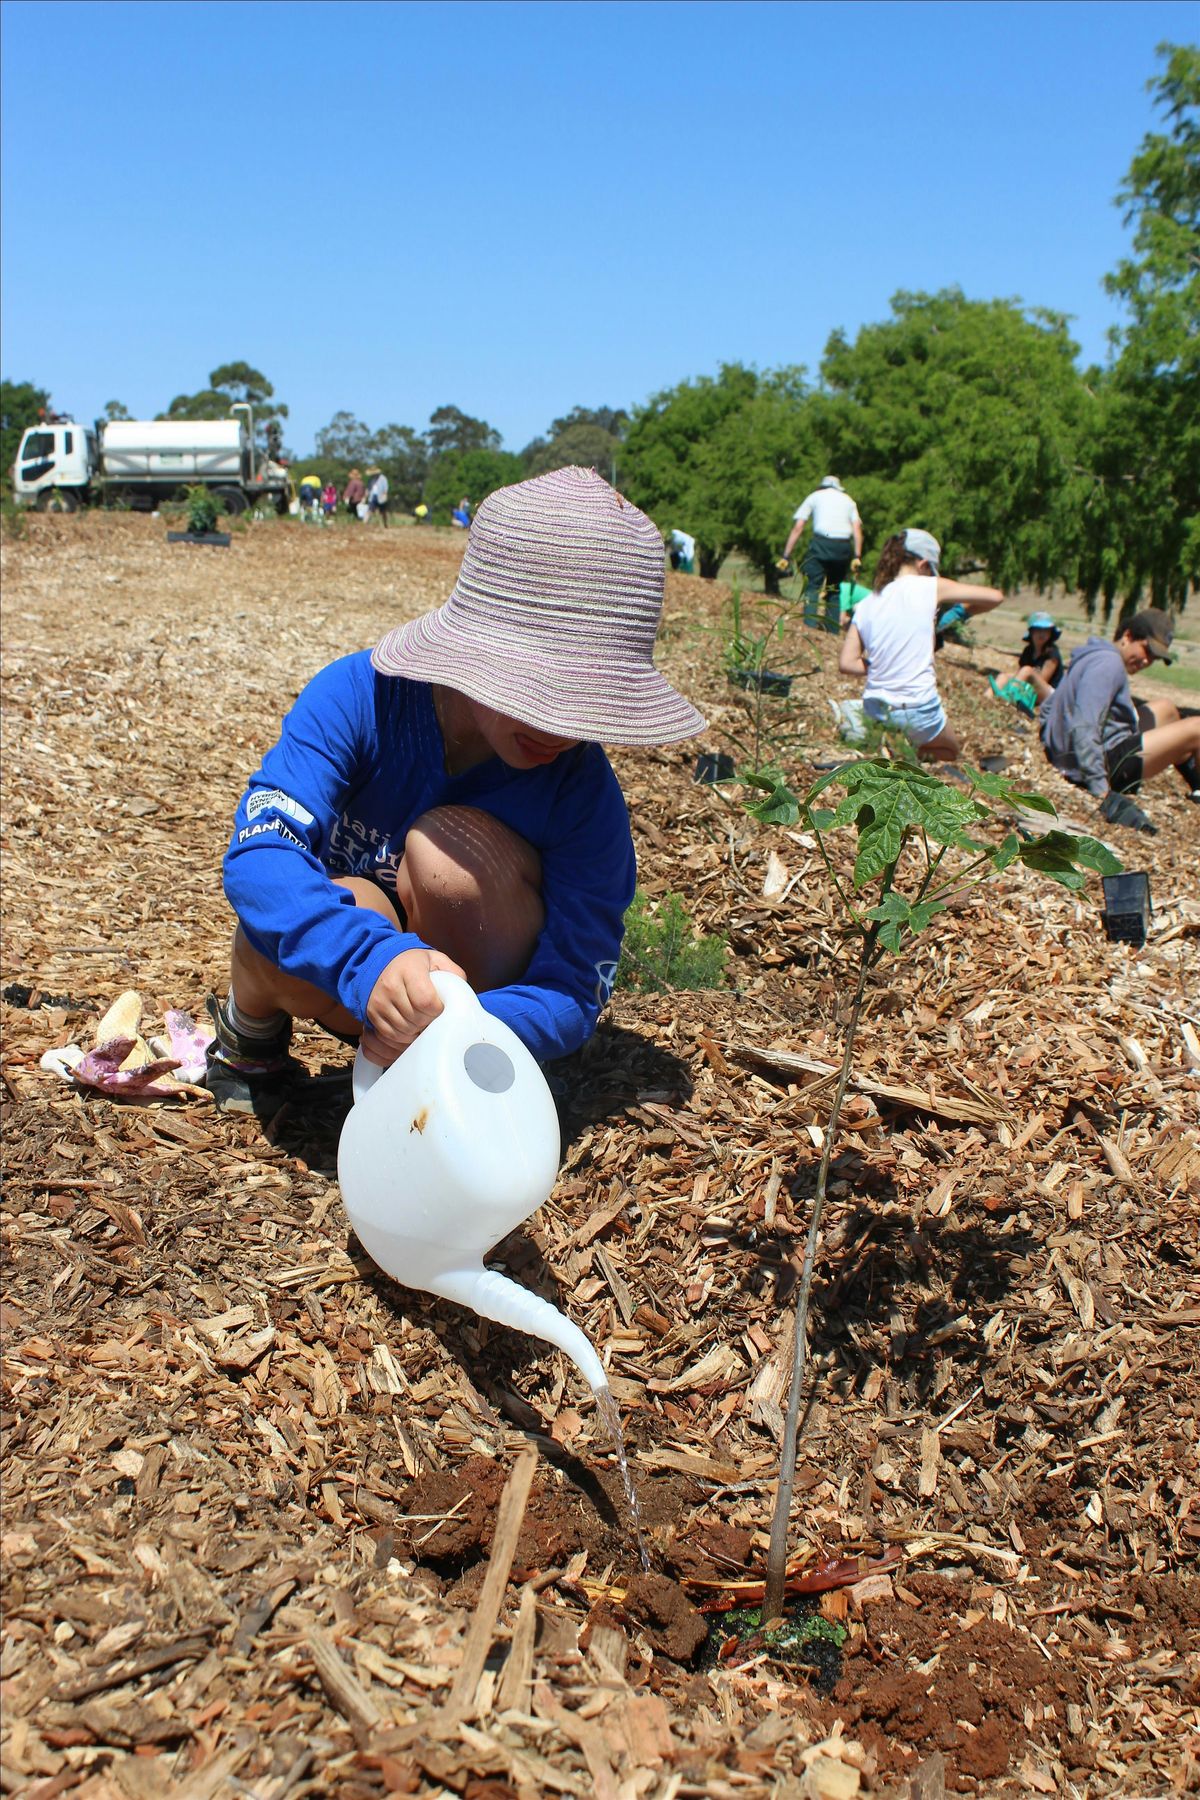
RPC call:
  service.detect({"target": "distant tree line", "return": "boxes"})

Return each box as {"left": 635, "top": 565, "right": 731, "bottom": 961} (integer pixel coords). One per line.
{"left": 3, "top": 46, "right": 1194, "bottom": 614}
{"left": 617, "top": 44, "right": 1197, "bottom": 618}
{"left": 301, "top": 403, "right": 628, "bottom": 524}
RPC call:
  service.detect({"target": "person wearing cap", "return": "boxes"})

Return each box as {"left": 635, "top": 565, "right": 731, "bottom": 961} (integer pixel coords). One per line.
{"left": 1039, "top": 609, "right": 1200, "bottom": 831}
{"left": 365, "top": 466, "right": 389, "bottom": 526}
{"left": 781, "top": 476, "right": 864, "bottom": 634}
{"left": 837, "top": 528, "right": 1005, "bottom": 760}
{"left": 203, "top": 467, "right": 706, "bottom": 1117}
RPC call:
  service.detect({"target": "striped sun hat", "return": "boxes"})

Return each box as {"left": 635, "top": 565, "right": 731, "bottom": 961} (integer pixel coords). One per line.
{"left": 371, "top": 466, "right": 705, "bottom": 746}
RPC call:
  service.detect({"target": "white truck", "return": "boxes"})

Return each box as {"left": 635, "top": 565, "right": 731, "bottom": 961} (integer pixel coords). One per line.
{"left": 10, "top": 403, "right": 292, "bottom": 515}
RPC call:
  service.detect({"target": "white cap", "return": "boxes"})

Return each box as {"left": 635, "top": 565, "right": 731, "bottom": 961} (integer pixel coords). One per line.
{"left": 820, "top": 475, "right": 843, "bottom": 491}
{"left": 903, "top": 528, "right": 941, "bottom": 572}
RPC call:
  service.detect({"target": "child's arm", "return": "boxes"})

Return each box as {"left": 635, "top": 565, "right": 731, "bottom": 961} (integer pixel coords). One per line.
{"left": 838, "top": 623, "right": 868, "bottom": 678}
{"left": 223, "top": 658, "right": 427, "bottom": 1021}
{"left": 936, "top": 576, "right": 1004, "bottom": 616}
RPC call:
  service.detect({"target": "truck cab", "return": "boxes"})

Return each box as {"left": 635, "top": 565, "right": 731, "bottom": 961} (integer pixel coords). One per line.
{"left": 12, "top": 421, "right": 97, "bottom": 509}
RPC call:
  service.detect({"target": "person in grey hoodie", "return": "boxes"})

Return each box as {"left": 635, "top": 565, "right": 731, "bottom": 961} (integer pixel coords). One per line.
{"left": 1039, "top": 608, "right": 1200, "bottom": 832}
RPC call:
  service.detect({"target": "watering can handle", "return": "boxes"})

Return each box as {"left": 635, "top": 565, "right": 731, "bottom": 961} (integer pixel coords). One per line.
{"left": 350, "top": 973, "right": 479, "bottom": 1103}
{"left": 429, "top": 970, "right": 480, "bottom": 1017}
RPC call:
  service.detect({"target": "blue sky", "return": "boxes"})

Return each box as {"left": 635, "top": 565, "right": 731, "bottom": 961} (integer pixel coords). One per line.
{"left": 1, "top": 0, "right": 1193, "bottom": 457}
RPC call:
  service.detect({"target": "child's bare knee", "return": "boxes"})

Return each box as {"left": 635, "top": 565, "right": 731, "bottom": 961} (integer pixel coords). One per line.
{"left": 403, "top": 806, "right": 541, "bottom": 904}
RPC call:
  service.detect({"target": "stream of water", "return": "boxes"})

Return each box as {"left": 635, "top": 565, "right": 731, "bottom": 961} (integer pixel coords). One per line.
{"left": 594, "top": 1385, "right": 651, "bottom": 1573}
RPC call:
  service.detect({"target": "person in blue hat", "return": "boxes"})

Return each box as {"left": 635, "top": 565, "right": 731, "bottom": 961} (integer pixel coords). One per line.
{"left": 1016, "top": 613, "right": 1064, "bottom": 697}
{"left": 990, "top": 611, "right": 1065, "bottom": 715}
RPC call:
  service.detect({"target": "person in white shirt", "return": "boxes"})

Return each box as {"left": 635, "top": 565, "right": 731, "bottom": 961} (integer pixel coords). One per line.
{"left": 782, "top": 476, "right": 864, "bottom": 633}
{"left": 668, "top": 528, "right": 696, "bottom": 574}
{"left": 366, "top": 467, "right": 390, "bottom": 528}
{"left": 838, "top": 528, "right": 1004, "bottom": 761}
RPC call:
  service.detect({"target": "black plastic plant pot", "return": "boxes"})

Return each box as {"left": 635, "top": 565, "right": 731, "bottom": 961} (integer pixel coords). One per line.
{"left": 167, "top": 530, "right": 232, "bottom": 548}
{"left": 1101, "top": 871, "right": 1151, "bottom": 947}
{"left": 728, "top": 668, "right": 793, "bottom": 697}
{"left": 694, "top": 752, "right": 736, "bottom": 785}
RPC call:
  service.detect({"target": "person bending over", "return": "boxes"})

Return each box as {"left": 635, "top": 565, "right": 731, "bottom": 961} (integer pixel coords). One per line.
{"left": 1039, "top": 608, "right": 1200, "bottom": 833}
{"left": 838, "top": 529, "right": 1004, "bottom": 761}
{"left": 205, "top": 467, "right": 705, "bottom": 1118}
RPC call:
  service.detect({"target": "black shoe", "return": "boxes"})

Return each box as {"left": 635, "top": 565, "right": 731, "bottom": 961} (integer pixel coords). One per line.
{"left": 204, "top": 995, "right": 299, "bottom": 1118}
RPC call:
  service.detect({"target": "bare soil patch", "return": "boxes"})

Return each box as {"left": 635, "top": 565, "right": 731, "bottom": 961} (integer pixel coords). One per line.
{"left": 2, "top": 513, "right": 1198, "bottom": 1798}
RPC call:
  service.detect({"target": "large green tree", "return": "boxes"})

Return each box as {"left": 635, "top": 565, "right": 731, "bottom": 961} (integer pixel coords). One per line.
{"left": 314, "top": 410, "right": 374, "bottom": 466}
{"left": 1, "top": 378, "right": 50, "bottom": 475}
{"left": 161, "top": 362, "right": 288, "bottom": 454}
{"left": 522, "top": 405, "right": 628, "bottom": 481}
{"left": 620, "top": 364, "right": 820, "bottom": 587}
{"left": 311, "top": 412, "right": 429, "bottom": 510}
{"left": 1076, "top": 43, "right": 1199, "bottom": 615}
{"left": 813, "top": 289, "right": 1090, "bottom": 587}
{"left": 423, "top": 447, "right": 524, "bottom": 522}
{"left": 619, "top": 364, "right": 759, "bottom": 577}
{"left": 425, "top": 405, "right": 501, "bottom": 460}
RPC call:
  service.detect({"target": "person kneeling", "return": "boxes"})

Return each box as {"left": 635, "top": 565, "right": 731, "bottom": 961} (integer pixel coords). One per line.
{"left": 205, "top": 468, "right": 705, "bottom": 1118}
{"left": 838, "top": 529, "right": 1004, "bottom": 762}
{"left": 1038, "top": 608, "right": 1200, "bottom": 834}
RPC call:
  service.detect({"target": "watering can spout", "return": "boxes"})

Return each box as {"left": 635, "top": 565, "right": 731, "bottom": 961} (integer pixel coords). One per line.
{"left": 430, "top": 1267, "right": 610, "bottom": 1399}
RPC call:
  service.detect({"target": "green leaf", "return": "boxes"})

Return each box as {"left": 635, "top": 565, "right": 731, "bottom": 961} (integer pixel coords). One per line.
{"left": 1016, "top": 830, "right": 1123, "bottom": 887}
{"left": 864, "top": 893, "right": 912, "bottom": 928}
{"left": 742, "top": 768, "right": 801, "bottom": 825}
{"left": 863, "top": 890, "right": 947, "bottom": 952}
{"left": 805, "top": 760, "right": 989, "bottom": 885}
{"left": 993, "top": 832, "right": 1022, "bottom": 871}
{"left": 1067, "top": 833, "right": 1124, "bottom": 876}
{"left": 961, "top": 766, "right": 1058, "bottom": 814}
{"left": 910, "top": 898, "right": 948, "bottom": 932}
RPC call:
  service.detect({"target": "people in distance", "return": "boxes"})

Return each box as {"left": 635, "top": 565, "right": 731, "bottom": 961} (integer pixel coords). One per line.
{"left": 781, "top": 476, "right": 864, "bottom": 635}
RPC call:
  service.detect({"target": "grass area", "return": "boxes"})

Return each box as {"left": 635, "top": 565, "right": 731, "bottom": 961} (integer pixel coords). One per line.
{"left": 1144, "top": 659, "right": 1200, "bottom": 694}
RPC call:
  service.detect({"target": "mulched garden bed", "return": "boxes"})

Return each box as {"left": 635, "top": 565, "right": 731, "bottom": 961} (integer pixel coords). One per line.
{"left": 2, "top": 512, "right": 1197, "bottom": 1798}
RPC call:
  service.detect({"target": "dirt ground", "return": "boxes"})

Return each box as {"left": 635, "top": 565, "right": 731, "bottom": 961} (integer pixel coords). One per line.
{"left": 2, "top": 512, "right": 1198, "bottom": 1800}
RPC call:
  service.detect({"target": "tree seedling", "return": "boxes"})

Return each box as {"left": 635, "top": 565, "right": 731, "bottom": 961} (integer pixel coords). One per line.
{"left": 616, "top": 890, "right": 727, "bottom": 994}
{"left": 719, "top": 585, "right": 814, "bottom": 785}
{"left": 751, "top": 755, "right": 1122, "bottom": 1622}
{"left": 184, "top": 485, "right": 225, "bottom": 536}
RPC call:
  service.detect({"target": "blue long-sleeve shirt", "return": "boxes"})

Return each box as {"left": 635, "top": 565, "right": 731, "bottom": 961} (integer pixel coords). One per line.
{"left": 223, "top": 653, "right": 636, "bottom": 1061}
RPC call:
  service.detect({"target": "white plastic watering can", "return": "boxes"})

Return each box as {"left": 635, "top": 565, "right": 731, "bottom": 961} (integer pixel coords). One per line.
{"left": 337, "top": 971, "right": 608, "bottom": 1396}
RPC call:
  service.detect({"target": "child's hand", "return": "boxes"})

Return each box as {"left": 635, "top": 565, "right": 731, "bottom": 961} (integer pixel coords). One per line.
{"left": 362, "top": 947, "right": 468, "bottom": 1064}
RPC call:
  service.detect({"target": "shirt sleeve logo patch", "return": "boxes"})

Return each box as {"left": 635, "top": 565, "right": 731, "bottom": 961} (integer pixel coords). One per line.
{"left": 237, "top": 819, "right": 306, "bottom": 847}
{"left": 246, "top": 788, "right": 315, "bottom": 826}
{"left": 594, "top": 959, "right": 619, "bottom": 1005}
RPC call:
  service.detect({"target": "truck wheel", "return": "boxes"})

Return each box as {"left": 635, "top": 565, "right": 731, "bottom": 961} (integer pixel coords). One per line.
{"left": 214, "top": 487, "right": 248, "bottom": 517}
{"left": 37, "top": 488, "right": 79, "bottom": 514}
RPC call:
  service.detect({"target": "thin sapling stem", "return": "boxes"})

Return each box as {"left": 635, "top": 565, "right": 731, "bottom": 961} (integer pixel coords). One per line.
{"left": 762, "top": 923, "right": 879, "bottom": 1623}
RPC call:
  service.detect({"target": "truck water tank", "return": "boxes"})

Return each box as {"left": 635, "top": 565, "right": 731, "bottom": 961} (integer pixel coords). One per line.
{"left": 100, "top": 419, "right": 245, "bottom": 482}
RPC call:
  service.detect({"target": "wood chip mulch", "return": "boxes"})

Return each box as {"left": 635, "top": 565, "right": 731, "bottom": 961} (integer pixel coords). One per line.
{"left": 2, "top": 513, "right": 1197, "bottom": 1799}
